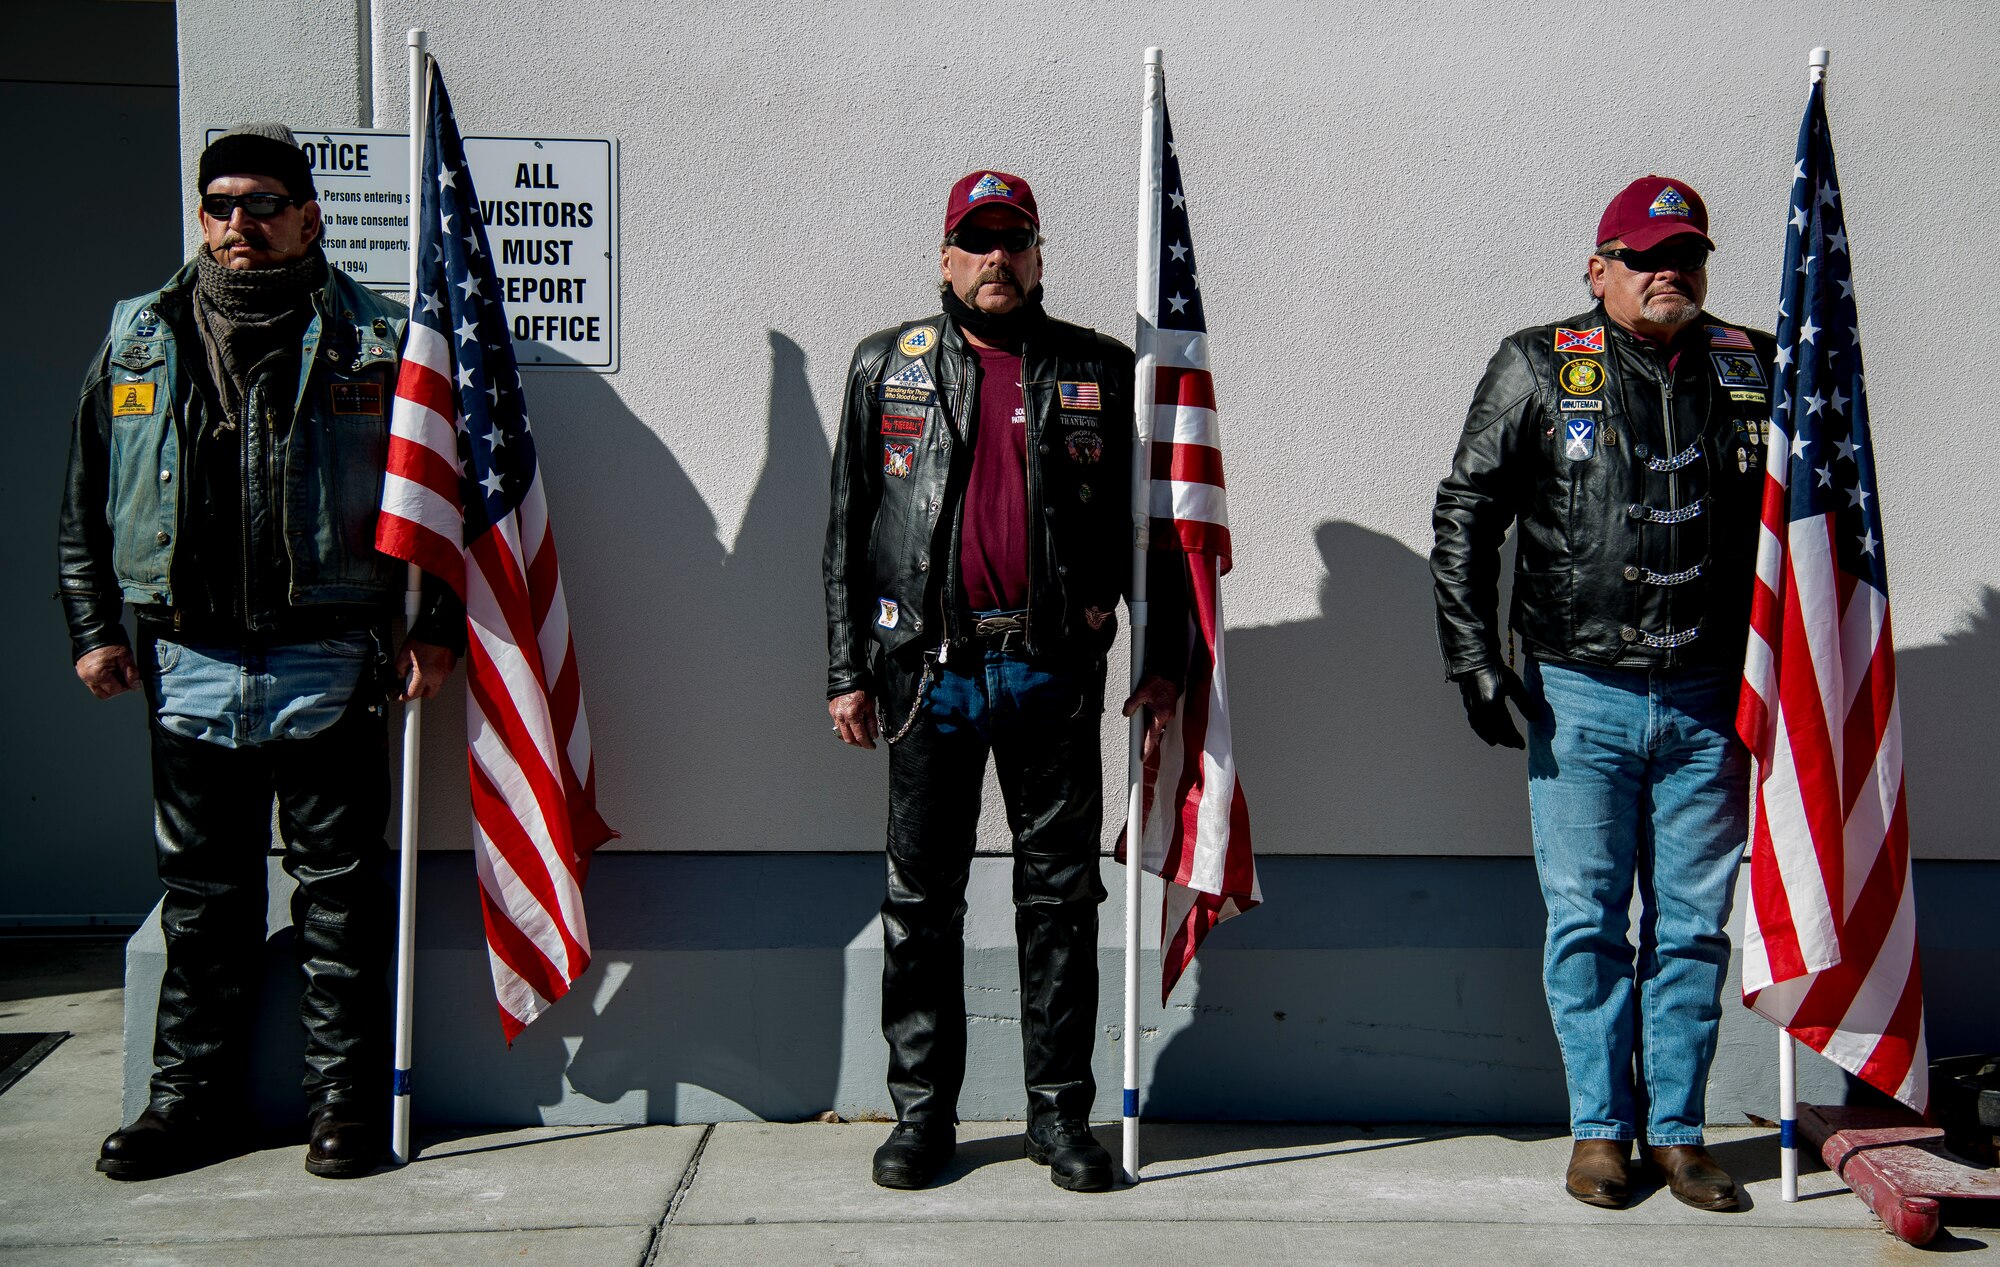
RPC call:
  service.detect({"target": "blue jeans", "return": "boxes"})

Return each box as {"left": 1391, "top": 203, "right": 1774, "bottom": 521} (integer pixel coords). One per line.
{"left": 1524, "top": 656, "right": 1749, "bottom": 1145}
{"left": 151, "top": 634, "right": 374, "bottom": 748}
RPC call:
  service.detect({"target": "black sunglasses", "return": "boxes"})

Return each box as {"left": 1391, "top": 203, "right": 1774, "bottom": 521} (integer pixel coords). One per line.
{"left": 947, "top": 225, "right": 1039, "bottom": 255}
{"left": 201, "top": 192, "right": 304, "bottom": 219}
{"left": 1599, "top": 242, "right": 1709, "bottom": 274}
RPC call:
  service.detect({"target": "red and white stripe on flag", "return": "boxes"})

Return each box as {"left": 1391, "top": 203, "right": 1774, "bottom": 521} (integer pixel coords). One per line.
{"left": 1737, "top": 483, "right": 1926, "bottom": 1109}
{"left": 1135, "top": 327, "right": 1259, "bottom": 1003}
{"left": 1735, "top": 80, "right": 1925, "bottom": 1112}
{"left": 379, "top": 319, "right": 614, "bottom": 1041}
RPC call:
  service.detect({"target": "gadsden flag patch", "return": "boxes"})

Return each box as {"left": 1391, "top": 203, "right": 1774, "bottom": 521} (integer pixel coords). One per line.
{"left": 111, "top": 382, "right": 157, "bottom": 417}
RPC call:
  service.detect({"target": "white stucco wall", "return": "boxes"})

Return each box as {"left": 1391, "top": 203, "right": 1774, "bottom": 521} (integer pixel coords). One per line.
{"left": 174, "top": 0, "right": 2000, "bottom": 859}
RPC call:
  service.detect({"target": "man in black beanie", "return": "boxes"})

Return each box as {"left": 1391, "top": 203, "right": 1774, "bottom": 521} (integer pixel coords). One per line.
{"left": 59, "top": 122, "right": 462, "bottom": 1180}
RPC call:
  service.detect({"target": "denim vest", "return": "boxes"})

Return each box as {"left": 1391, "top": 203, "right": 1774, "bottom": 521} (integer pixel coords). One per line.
{"left": 98, "top": 261, "right": 408, "bottom": 611}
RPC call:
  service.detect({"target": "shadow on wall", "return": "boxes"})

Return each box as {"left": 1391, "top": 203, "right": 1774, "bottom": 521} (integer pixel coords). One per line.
{"left": 402, "top": 330, "right": 883, "bottom": 1123}
{"left": 1229, "top": 520, "right": 1529, "bottom": 856}
{"left": 528, "top": 328, "right": 881, "bottom": 856}
{"left": 1899, "top": 585, "right": 2000, "bottom": 862}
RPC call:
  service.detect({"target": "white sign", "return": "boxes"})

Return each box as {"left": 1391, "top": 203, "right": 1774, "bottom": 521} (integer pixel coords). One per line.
{"left": 203, "top": 127, "right": 619, "bottom": 371}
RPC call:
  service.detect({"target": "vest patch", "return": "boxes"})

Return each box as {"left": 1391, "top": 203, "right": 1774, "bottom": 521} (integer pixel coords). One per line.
{"left": 881, "top": 413, "right": 924, "bottom": 437}
{"left": 883, "top": 441, "right": 914, "bottom": 478}
{"left": 897, "top": 326, "right": 938, "bottom": 358}
{"left": 880, "top": 359, "right": 937, "bottom": 406}
{"left": 1554, "top": 326, "right": 1605, "bottom": 353}
{"left": 112, "top": 382, "right": 157, "bottom": 417}
{"left": 329, "top": 381, "right": 385, "bottom": 416}
{"left": 1710, "top": 351, "right": 1767, "bottom": 389}
{"left": 1057, "top": 381, "right": 1101, "bottom": 411}
{"left": 1066, "top": 430, "right": 1104, "bottom": 465}
{"left": 876, "top": 598, "right": 899, "bottom": 629}
{"left": 1558, "top": 359, "right": 1604, "bottom": 395}
{"left": 1563, "top": 415, "right": 1596, "bottom": 461}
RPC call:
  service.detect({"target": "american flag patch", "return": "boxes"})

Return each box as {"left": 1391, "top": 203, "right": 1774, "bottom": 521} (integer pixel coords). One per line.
{"left": 1707, "top": 325, "right": 1755, "bottom": 350}
{"left": 1554, "top": 326, "right": 1605, "bottom": 354}
{"left": 1058, "top": 381, "right": 1100, "bottom": 410}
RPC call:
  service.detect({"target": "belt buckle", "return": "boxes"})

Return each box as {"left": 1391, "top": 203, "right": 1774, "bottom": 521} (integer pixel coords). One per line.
{"left": 974, "top": 614, "right": 1025, "bottom": 652}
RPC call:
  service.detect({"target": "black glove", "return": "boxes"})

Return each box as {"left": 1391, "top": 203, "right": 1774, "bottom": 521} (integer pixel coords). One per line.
{"left": 1455, "top": 664, "right": 1531, "bottom": 750}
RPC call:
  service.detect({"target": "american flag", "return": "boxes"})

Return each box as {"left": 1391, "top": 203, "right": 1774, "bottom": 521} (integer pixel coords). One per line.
{"left": 1131, "top": 93, "right": 1259, "bottom": 1002}
{"left": 377, "top": 60, "right": 615, "bottom": 1042}
{"left": 1735, "top": 80, "right": 1926, "bottom": 1110}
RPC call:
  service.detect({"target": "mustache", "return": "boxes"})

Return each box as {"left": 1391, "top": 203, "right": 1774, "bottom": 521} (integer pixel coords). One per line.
{"left": 974, "top": 266, "right": 1019, "bottom": 289}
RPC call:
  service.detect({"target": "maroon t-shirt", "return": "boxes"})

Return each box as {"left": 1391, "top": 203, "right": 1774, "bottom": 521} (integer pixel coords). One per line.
{"left": 959, "top": 342, "right": 1029, "bottom": 612}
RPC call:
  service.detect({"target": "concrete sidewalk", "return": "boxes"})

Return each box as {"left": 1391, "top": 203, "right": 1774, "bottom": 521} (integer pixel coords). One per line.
{"left": 0, "top": 941, "right": 1986, "bottom": 1265}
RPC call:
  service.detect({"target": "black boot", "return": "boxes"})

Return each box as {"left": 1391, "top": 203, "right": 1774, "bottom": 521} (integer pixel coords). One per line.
{"left": 304, "top": 1100, "right": 385, "bottom": 1178}
{"left": 871, "top": 1121, "right": 956, "bottom": 1189}
{"left": 97, "top": 1105, "right": 244, "bottom": 1180}
{"left": 1025, "top": 1118, "right": 1114, "bottom": 1192}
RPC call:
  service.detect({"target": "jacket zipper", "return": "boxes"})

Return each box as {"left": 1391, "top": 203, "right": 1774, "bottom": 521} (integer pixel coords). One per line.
{"left": 1019, "top": 338, "right": 1036, "bottom": 650}
{"left": 241, "top": 383, "right": 257, "bottom": 630}
{"left": 1659, "top": 370, "right": 1677, "bottom": 657}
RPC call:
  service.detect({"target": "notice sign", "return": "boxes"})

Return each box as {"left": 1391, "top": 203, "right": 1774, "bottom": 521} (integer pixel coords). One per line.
{"left": 202, "top": 127, "right": 618, "bottom": 371}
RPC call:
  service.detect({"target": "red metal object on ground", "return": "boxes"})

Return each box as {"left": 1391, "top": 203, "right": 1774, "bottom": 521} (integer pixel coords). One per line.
{"left": 1799, "top": 1103, "right": 2000, "bottom": 1246}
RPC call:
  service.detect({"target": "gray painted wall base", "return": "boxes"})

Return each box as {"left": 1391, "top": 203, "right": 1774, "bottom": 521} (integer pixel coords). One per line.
{"left": 123, "top": 855, "right": 1996, "bottom": 1127}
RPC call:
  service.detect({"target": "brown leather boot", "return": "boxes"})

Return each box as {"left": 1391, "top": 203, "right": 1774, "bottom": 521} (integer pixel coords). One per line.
{"left": 1640, "top": 1143, "right": 1739, "bottom": 1210}
{"left": 1564, "top": 1138, "right": 1632, "bottom": 1208}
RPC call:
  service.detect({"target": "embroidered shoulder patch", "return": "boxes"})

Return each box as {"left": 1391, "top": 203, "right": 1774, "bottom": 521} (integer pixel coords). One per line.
{"left": 1554, "top": 326, "right": 1604, "bottom": 353}
{"left": 111, "top": 382, "right": 157, "bottom": 417}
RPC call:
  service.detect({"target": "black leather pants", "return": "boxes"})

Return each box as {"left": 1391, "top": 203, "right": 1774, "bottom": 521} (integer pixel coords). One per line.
{"left": 146, "top": 701, "right": 391, "bottom": 1117}
{"left": 880, "top": 648, "right": 1106, "bottom": 1128}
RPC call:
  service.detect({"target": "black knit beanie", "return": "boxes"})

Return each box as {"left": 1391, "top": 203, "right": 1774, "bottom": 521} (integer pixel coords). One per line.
{"left": 198, "top": 122, "right": 316, "bottom": 201}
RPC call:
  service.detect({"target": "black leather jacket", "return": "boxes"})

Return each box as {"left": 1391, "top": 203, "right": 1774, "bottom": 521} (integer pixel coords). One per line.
{"left": 823, "top": 310, "right": 1185, "bottom": 708}
{"left": 1432, "top": 305, "right": 1776, "bottom": 677}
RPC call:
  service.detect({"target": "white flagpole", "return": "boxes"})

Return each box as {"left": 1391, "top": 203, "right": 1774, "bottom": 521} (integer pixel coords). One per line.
{"left": 1122, "top": 44, "right": 1167, "bottom": 1188}
{"left": 389, "top": 26, "right": 428, "bottom": 1169}
{"left": 1774, "top": 41, "right": 1830, "bottom": 1209}
{"left": 1779, "top": 1028, "right": 1799, "bottom": 1201}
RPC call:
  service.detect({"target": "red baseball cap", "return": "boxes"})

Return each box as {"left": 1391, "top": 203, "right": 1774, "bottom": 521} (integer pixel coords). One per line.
{"left": 1596, "top": 175, "right": 1715, "bottom": 252}
{"left": 944, "top": 170, "right": 1039, "bottom": 235}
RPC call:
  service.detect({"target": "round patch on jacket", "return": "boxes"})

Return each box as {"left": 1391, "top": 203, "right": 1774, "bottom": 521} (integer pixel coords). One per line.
{"left": 1559, "top": 359, "right": 1603, "bottom": 395}
{"left": 1065, "top": 430, "right": 1104, "bottom": 465}
{"left": 898, "top": 326, "right": 938, "bottom": 358}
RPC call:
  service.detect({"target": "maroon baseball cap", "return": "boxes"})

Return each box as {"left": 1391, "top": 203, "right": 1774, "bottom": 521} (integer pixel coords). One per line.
{"left": 944, "top": 170, "right": 1039, "bottom": 235}
{"left": 1596, "top": 175, "right": 1715, "bottom": 252}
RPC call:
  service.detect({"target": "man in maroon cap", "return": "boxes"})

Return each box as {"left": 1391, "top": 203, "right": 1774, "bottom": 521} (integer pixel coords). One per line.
{"left": 823, "top": 170, "right": 1186, "bottom": 1191}
{"left": 1432, "top": 176, "right": 1776, "bottom": 1210}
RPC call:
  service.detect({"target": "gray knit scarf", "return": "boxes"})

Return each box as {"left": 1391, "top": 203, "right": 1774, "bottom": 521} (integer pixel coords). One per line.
{"left": 191, "top": 246, "right": 325, "bottom": 429}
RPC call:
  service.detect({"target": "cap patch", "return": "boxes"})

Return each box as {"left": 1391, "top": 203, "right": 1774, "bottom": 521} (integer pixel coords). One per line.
{"left": 968, "top": 173, "right": 1012, "bottom": 202}
{"left": 1648, "top": 186, "right": 1692, "bottom": 218}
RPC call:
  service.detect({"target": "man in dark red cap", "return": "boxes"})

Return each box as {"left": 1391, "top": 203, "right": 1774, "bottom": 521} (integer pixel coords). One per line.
{"left": 1431, "top": 176, "right": 1776, "bottom": 1211}
{"left": 824, "top": 170, "right": 1186, "bottom": 1191}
